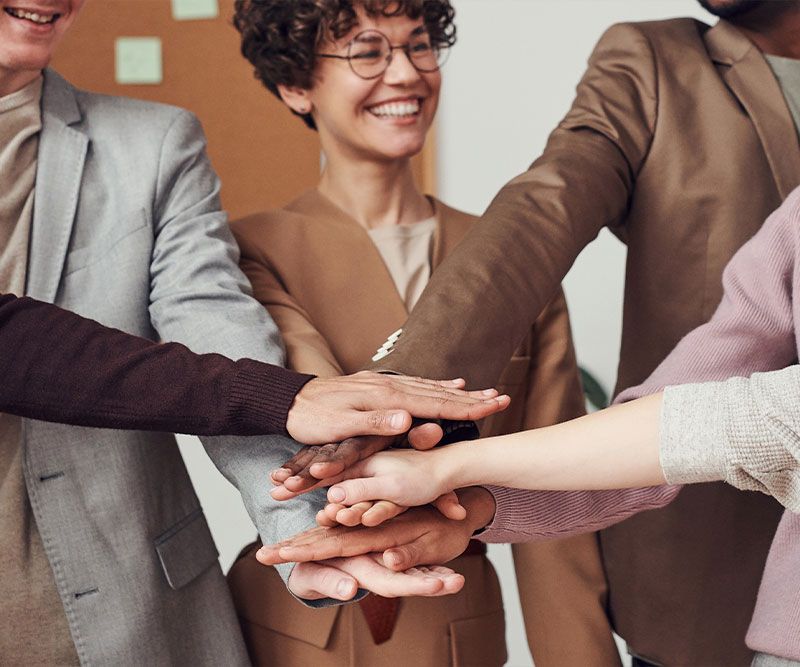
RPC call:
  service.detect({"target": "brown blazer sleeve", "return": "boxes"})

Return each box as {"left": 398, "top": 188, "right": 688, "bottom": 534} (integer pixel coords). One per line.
{"left": 507, "top": 293, "right": 621, "bottom": 666}
{"left": 236, "top": 233, "right": 343, "bottom": 378}
{"left": 373, "top": 22, "right": 657, "bottom": 386}
{"left": 0, "top": 292, "right": 311, "bottom": 434}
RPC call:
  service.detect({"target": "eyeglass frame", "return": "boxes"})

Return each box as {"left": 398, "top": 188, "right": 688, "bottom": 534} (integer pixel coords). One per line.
{"left": 315, "top": 27, "right": 449, "bottom": 80}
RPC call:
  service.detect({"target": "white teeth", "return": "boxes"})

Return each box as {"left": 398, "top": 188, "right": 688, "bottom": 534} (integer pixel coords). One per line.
{"left": 5, "top": 7, "right": 57, "bottom": 24}
{"left": 369, "top": 100, "right": 421, "bottom": 118}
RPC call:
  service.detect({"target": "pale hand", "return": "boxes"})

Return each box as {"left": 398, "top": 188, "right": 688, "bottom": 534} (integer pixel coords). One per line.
{"left": 321, "top": 447, "right": 453, "bottom": 509}
{"left": 284, "top": 371, "right": 508, "bottom": 445}
{"left": 286, "top": 553, "right": 464, "bottom": 600}
{"left": 317, "top": 492, "right": 466, "bottom": 528}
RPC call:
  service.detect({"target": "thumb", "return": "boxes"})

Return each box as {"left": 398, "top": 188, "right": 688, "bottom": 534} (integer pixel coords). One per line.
{"left": 353, "top": 409, "right": 412, "bottom": 437}
{"left": 407, "top": 421, "right": 444, "bottom": 450}
{"left": 255, "top": 544, "right": 285, "bottom": 565}
{"left": 382, "top": 542, "right": 423, "bottom": 571}
{"left": 433, "top": 492, "right": 467, "bottom": 521}
{"left": 327, "top": 476, "right": 389, "bottom": 505}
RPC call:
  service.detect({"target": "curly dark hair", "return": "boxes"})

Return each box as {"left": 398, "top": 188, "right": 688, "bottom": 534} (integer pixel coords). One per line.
{"left": 233, "top": 0, "right": 456, "bottom": 129}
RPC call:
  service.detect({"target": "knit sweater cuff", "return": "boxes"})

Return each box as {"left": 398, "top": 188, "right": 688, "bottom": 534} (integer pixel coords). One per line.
{"left": 478, "top": 485, "right": 546, "bottom": 543}
{"left": 226, "top": 359, "right": 315, "bottom": 435}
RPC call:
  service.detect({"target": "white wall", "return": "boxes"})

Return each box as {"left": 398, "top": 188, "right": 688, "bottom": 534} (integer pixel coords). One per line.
{"left": 180, "top": 2, "right": 719, "bottom": 665}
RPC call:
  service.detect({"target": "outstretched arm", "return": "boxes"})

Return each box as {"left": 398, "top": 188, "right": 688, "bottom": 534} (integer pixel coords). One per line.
{"left": 371, "top": 23, "right": 658, "bottom": 386}
{"left": 321, "top": 393, "right": 667, "bottom": 508}
{"left": 0, "top": 292, "right": 309, "bottom": 435}
{"left": 0, "top": 293, "right": 503, "bottom": 442}
{"left": 321, "top": 361, "right": 800, "bottom": 521}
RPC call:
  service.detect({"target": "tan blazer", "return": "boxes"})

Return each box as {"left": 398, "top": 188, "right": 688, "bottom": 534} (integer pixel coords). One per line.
{"left": 372, "top": 18, "right": 800, "bottom": 666}
{"left": 228, "top": 190, "right": 619, "bottom": 666}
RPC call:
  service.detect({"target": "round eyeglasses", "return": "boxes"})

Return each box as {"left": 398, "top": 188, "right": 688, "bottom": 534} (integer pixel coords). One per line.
{"left": 316, "top": 29, "right": 449, "bottom": 80}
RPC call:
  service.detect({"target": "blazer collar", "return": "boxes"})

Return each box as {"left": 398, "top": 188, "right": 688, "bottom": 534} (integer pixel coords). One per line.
{"left": 27, "top": 69, "right": 88, "bottom": 302}
{"left": 288, "top": 187, "right": 465, "bottom": 270}
{"left": 285, "top": 189, "right": 462, "bottom": 372}
{"left": 706, "top": 20, "right": 800, "bottom": 199}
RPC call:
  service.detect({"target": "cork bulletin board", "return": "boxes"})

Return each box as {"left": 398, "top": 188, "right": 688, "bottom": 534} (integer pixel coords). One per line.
{"left": 51, "top": 0, "right": 436, "bottom": 219}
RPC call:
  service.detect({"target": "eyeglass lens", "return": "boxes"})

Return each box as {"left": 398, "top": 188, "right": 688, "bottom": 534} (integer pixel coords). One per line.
{"left": 347, "top": 30, "right": 445, "bottom": 79}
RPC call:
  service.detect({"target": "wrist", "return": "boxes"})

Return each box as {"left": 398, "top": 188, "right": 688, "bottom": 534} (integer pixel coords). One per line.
{"left": 432, "top": 443, "right": 467, "bottom": 493}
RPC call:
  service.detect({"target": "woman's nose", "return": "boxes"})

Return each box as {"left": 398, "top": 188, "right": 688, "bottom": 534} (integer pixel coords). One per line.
{"left": 383, "top": 47, "right": 421, "bottom": 85}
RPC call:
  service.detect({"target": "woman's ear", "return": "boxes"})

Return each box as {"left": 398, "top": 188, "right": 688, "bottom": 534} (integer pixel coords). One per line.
{"left": 278, "top": 84, "right": 312, "bottom": 115}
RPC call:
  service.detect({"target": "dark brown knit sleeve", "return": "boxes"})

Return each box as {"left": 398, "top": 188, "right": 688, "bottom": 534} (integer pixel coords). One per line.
{"left": 0, "top": 293, "right": 314, "bottom": 435}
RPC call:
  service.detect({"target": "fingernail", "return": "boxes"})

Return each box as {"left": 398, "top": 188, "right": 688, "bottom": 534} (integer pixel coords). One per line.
{"left": 384, "top": 551, "right": 400, "bottom": 568}
{"left": 337, "top": 580, "right": 353, "bottom": 597}
{"left": 329, "top": 487, "right": 345, "bottom": 502}
{"left": 482, "top": 388, "right": 496, "bottom": 396}
{"left": 390, "top": 412, "right": 405, "bottom": 430}
{"left": 256, "top": 547, "right": 267, "bottom": 560}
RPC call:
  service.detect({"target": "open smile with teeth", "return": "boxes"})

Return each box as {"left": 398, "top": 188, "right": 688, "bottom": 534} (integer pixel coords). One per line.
{"left": 4, "top": 6, "right": 60, "bottom": 24}
{"left": 368, "top": 98, "right": 422, "bottom": 119}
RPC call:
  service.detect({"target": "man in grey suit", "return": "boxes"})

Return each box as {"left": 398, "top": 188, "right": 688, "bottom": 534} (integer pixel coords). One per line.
{"left": 0, "top": 1, "right": 478, "bottom": 663}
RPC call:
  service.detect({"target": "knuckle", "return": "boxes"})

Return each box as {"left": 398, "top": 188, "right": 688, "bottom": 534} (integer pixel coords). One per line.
{"left": 367, "top": 412, "right": 386, "bottom": 430}
{"left": 319, "top": 444, "right": 338, "bottom": 459}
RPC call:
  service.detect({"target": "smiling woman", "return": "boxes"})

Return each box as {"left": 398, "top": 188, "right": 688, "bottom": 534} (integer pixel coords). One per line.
{"left": 0, "top": 0, "right": 84, "bottom": 95}
{"left": 224, "top": 1, "right": 612, "bottom": 666}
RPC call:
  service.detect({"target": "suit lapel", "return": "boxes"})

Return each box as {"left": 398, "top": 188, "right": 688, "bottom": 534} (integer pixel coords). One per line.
{"left": 706, "top": 21, "right": 800, "bottom": 199}
{"left": 27, "top": 69, "right": 88, "bottom": 302}
{"left": 287, "top": 190, "right": 408, "bottom": 372}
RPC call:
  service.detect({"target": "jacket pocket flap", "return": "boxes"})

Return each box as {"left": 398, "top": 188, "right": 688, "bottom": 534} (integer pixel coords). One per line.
{"left": 228, "top": 544, "right": 339, "bottom": 649}
{"left": 64, "top": 208, "right": 149, "bottom": 276}
{"left": 155, "top": 509, "right": 219, "bottom": 590}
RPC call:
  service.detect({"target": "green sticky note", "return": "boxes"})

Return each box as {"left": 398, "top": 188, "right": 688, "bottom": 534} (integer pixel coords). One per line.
{"left": 171, "top": 0, "right": 219, "bottom": 20}
{"left": 115, "top": 37, "right": 163, "bottom": 85}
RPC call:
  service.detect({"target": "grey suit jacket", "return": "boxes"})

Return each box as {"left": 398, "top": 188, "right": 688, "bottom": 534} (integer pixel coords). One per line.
{"left": 22, "top": 70, "right": 324, "bottom": 665}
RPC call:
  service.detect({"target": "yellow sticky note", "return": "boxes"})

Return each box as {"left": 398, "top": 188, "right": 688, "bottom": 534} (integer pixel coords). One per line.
{"left": 171, "top": 0, "right": 219, "bottom": 20}
{"left": 115, "top": 37, "right": 162, "bottom": 85}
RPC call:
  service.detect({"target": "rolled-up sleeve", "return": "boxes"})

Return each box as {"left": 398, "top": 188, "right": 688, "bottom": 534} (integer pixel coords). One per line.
{"left": 661, "top": 366, "right": 800, "bottom": 512}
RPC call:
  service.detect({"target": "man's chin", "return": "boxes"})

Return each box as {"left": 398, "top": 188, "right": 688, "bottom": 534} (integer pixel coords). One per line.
{"left": 697, "top": 0, "right": 764, "bottom": 19}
